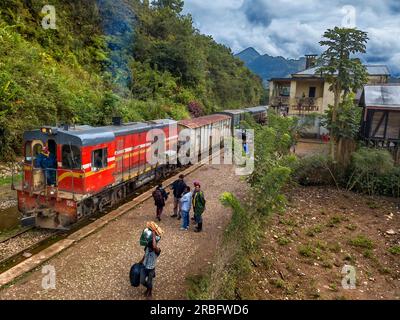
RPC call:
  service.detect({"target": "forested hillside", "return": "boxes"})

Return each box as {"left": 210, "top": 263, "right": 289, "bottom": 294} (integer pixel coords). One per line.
{"left": 0, "top": 0, "right": 264, "bottom": 160}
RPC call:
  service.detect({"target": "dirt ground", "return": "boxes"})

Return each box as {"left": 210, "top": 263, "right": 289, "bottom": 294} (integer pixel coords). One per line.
{"left": 0, "top": 162, "right": 248, "bottom": 300}
{"left": 239, "top": 185, "right": 400, "bottom": 300}
{"left": 296, "top": 140, "right": 329, "bottom": 158}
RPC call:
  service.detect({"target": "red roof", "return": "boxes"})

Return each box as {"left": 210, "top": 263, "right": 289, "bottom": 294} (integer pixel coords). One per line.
{"left": 178, "top": 114, "right": 231, "bottom": 129}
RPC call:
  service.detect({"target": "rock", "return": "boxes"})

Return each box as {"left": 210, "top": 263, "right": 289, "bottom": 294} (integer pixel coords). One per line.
{"left": 386, "top": 229, "right": 396, "bottom": 235}
{"left": 22, "top": 252, "right": 32, "bottom": 258}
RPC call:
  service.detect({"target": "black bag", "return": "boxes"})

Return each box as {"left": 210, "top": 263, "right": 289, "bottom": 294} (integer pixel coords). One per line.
{"left": 152, "top": 189, "right": 165, "bottom": 207}
{"left": 130, "top": 263, "right": 144, "bottom": 287}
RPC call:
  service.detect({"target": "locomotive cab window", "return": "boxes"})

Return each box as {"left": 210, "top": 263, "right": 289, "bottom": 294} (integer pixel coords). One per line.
{"left": 62, "top": 145, "right": 82, "bottom": 170}
{"left": 92, "top": 148, "right": 108, "bottom": 171}
{"left": 25, "top": 142, "right": 32, "bottom": 163}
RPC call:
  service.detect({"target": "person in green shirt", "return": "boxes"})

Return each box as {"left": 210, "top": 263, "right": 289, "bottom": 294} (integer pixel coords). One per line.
{"left": 192, "top": 182, "right": 206, "bottom": 233}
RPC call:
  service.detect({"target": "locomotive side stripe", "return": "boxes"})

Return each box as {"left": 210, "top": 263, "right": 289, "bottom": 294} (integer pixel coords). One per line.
{"left": 57, "top": 164, "right": 116, "bottom": 183}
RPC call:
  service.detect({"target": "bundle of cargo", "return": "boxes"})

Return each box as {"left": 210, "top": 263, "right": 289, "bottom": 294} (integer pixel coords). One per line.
{"left": 139, "top": 221, "right": 163, "bottom": 247}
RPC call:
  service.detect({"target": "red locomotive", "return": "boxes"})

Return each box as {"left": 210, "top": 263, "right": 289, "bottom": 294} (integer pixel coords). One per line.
{"left": 16, "top": 114, "right": 233, "bottom": 229}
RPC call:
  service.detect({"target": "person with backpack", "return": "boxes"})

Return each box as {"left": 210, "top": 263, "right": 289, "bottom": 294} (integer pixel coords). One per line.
{"left": 192, "top": 182, "right": 206, "bottom": 232}
{"left": 152, "top": 184, "right": 169, "bottom": 222}
{"left": 139, "top": 231, "right": 161, "bottom": 299}
{"left": 171, "top": 174, "right": 187, "bottom": 220}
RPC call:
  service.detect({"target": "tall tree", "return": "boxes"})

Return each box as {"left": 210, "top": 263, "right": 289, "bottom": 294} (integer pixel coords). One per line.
{"left": 317, "top": 27, "right": 368, "bottom": 161}
{"left": 151, "top": 0, "right": 184, "bottom": 13}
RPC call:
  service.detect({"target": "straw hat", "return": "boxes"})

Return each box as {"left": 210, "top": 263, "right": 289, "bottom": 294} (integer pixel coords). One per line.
{"left": 146, "top": 221, "right": 164, "bottom": 236}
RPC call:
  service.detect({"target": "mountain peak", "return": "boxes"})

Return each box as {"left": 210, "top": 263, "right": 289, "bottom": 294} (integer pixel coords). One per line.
{"left": 235, "top": 47, "right": 261, "bottom": 64}
{"left": 237, "top": 47, "right": 260, "bottom": 56}
{"left": 235, "top": 47, "right": 306, "bottom": 85}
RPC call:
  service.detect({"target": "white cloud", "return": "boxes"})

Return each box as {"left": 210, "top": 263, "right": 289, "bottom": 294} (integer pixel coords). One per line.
{"left": 183, "top": 0, "right": 400, "bottom": 75}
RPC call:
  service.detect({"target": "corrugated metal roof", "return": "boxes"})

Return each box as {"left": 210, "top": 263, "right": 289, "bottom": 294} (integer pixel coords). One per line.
{"left": 245, "top": 106, "right": 268, "bottom": 114}
{"left": 178, "top": 114, "right": 231, "bottom": 129}
{"left": 293, "top": 65, "right": 390, "bottom": 77}
{"left": 361, "top": 85, "right": 400, "bottom": 109}
{"left": 217, "top": 109, "right": 247, "bottom": 115}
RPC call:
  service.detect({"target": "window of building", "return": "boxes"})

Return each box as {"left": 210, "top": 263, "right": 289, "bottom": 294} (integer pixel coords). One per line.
{"left": 279, "top": 86, "right": 291, "bottom": 97}
{"left": 92, "top": 148, "right": 108, "bottom": 171}
{"left": 62, "top": 145, "right": 82, "bottom": 170}
{"left": 309, "top": 87, "right": 316, "bottom": 98}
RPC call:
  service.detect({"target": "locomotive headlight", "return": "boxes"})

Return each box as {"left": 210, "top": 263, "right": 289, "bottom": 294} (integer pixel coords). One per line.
{"left": 41, "top": 127, "right": 56, "bottom": 135}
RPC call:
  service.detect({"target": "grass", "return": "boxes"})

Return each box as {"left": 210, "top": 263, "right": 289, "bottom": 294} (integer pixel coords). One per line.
{"left": 345, "top": 224, "right": 357, "bottom": 231}
{"left": 326, "top": 215, "right": 342, "bottom": 227}
{"left": 349, "top": 235, "right": 374, "bottom": 249}
{"left": 298, "top": 244, "right": 315, "bottom": 258}
{"left": 388, "top": 246, "right": 400, "bottom": 255}
{"left": 0, "top": 175, "right": 22, "bottom": 186}
{"left": 363, "top": 249, "right": 374, "bottom": 259}
{"left": 306, "top": 225, "right": 323, "bottom": 237}
{"left": 329, "top": 283, "right": 339, "bottom": 292}
{"left": 328, "top": 242, "right": 341, "bottom": 253}
{"left": 366, "top": 201, "right": 380, "bottom": 209}
{"left": 277, "top": 236, "right": 291, "bottom": 246}
{"left": 280, "top": 218, "right": 298, "bottom": 227}
{"left": 186, "top": 274, "right": 211, "bottom": 300}
{"left": 260, "top": 256, "right": 273, "bottom": 269}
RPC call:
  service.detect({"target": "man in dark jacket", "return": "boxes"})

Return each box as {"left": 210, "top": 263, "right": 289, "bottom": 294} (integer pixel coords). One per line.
{"left": 152, "top": 184, "right": 169, "bottom": 222}
{"left": 192, "top": 182, "right": 206, "bottom": 232}
{"left": 170, "top": 174, "right": 187, "bottom": 220}
{"left": 35, "top": 146, "right": 57, "bottom": 186}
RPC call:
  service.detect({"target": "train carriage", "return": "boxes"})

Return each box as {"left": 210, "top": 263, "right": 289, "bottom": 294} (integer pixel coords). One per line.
{"left": 244, "top": 106, "right": 268, "bottom": 124}
{"left": 17, "top": 118, "right": 178, "bottom": 229}
{"left": 214, "top": 109, "right": 248, "bottom": 133}
{"left": 178, "top": 115, "right": 231, "bottom": 162}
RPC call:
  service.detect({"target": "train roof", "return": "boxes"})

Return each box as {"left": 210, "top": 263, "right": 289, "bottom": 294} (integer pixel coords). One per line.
{"left": 215, "top": 109, "right": 247, "bottom": 115}
{"left": 178, "top": 114, "right": 231, "bottom": 129}
{"left": 244, "top": 106, "right": 268, "bottom": 114}
{"left": 24, "top": 119, "right": 178, "bottom": 147}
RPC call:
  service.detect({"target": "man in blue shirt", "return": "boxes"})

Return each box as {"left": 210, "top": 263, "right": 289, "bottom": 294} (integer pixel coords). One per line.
{"left": 179, "top": 186, "right": 192, "bottom": 231}
{"left": 139, "top": 232, "right": 161, "bottom": 299}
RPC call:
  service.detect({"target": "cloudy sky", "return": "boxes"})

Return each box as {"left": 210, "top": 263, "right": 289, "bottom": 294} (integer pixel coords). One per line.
{"left": 183, "top": 0, "right": 400, "bottom": 75}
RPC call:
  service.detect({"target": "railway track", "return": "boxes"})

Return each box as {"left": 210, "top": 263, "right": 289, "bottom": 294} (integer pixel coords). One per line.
{"left": 0, "top": 226, "right": 34, "bottom": 244}
{"left": 0, "top": 152, "right": 222, "bottom": 283}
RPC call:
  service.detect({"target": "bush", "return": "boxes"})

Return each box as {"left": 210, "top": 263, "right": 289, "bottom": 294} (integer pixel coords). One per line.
{"left": 293, "top": 154, "right": 336, "bottom": 186}
{"left": 347, "top": 148, "right": 399, "bottom": 197}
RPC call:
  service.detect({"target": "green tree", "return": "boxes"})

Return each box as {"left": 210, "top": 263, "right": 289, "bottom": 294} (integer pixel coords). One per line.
{"left": 151, "top": 0, "right": 184, "bottom": 13}
{"left": 317, "top": 27, "right": 369, "bottom": 161}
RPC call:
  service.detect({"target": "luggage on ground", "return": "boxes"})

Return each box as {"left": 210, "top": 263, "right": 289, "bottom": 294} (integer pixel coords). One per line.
{"left": 130, "top": 263, "right": 144, "bottom": 287}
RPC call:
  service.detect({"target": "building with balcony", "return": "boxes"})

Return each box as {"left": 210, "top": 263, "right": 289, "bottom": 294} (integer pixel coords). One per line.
{"left": 268, "top": 55, "right": 391, "bottom": 136}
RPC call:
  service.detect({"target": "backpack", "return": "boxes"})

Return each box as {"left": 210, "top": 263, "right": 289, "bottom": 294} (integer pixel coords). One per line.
{"left": 152, "top": 189, "right": 164, "bottom": 207}
{"left": 129, "top": 263, "right": 144, "bottom": 287}
{"left": 140, "top": 228, "right": 153, "bottom": 247}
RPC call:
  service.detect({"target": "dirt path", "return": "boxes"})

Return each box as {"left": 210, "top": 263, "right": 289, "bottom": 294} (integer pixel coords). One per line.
{"left": 0, "top": 163, "right": 248, "bottom": 300}
{"left": 239, "top": 186, "right": 400, "bottom": 300}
